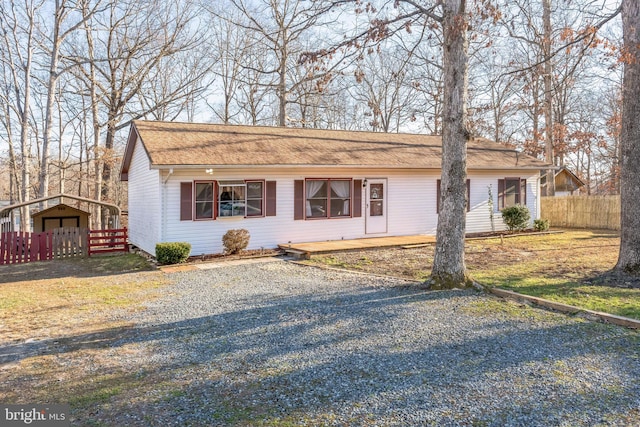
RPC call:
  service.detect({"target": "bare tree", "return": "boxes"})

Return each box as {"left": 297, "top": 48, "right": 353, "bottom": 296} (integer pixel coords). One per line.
{"left": 349, "top": 45, "right": 419, "bottom": 132}
{"left": 542, "top": 0, "right": 556, "bottom": 195}
{"left": 428, "top": 0, "right": 471, "bottom": 288}
{"left": 70, "top": 0, "right": 205, "bottom": 226}
{"left": 616, "top": 0, "right": 640, "bottom": 274}
{"left": 216, "top": 0, "right": 343, "bottom": 127}
{"left": 0, "top": 0, "right": 42, "bottom": 230}
{"left": 304, "top": 0, "right": 472, "bottom": 287}
{"left": 207, "top": 13, "right": 253, "bottom": 124}
{"left": 37, "top": 0, "right": 104, "bottom": 207}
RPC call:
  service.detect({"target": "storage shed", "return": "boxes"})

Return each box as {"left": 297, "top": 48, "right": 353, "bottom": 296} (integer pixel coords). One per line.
{"left": 32, "top": 203, "right": 90, "bottom": 232}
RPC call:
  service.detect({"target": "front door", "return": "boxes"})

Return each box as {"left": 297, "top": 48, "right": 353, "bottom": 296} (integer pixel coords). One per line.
{"left": 365, "top": 178, "right": 387, "bottom": 234}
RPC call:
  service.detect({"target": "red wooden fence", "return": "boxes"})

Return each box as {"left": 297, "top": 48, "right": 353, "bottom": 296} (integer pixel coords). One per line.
{"left": 88, "top": 228, "right": 128, "bottom": 256}
{"left": 1, "top": 227, "right": 128, "bottom": 264}
{"left": 0, "top": 230, "right": 53, "bottom": 265}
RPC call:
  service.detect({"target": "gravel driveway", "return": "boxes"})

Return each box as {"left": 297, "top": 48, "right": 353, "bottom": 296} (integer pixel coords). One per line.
{"left": 110, "top": 258, "right": 639, "bottom": 426}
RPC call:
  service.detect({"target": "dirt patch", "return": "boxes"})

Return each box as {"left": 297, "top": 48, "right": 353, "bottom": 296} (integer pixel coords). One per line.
{"left": 0, "top": 254, "right": 165, "bottom": 343}
{"left": 305, "top": 229, "right": 622, "bottom": 285}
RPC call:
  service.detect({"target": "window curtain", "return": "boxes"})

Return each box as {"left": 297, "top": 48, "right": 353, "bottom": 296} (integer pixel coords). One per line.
{"left": 306, "top": 180, "right": 325, "bottom": 216}
{"left": 331, "top": 180, "right": 351, "bottom": 214}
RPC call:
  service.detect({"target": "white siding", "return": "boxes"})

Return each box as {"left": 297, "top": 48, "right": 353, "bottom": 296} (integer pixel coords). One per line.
{"left": 127, "top": 141, "right": 161, "bottom": 254}
{"left": 160, "top": 169, "right": 441, "bottom": 255}
{"left": 466, "top": 171, "right": 540, "bottom": 233}
{"left": 132, "top": 167, "right": 542, "bottom": 255}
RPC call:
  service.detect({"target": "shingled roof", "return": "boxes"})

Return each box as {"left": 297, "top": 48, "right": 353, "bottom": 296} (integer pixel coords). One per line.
{"left": 120, "top": 120, "right": 549, "bottom": 180}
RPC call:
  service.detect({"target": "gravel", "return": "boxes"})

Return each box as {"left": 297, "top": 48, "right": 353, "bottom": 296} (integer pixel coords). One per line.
{"left": 106, "top": 258, "right": 639, "bottom": 426}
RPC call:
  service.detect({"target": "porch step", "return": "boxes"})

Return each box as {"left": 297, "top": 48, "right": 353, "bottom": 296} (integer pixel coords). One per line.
{"left": 280, "top": 247, "right": 310, "bottom": 260}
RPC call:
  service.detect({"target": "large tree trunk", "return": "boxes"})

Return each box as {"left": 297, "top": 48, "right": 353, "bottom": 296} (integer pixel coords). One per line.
{"left": 543, "top": 0, "right": 556, "bottom": 196}
{"left": 100, "top": 113, "right": 117, "bottom": 229}
{"left": 278, "top": 55, "right": 287, "bottom": 126}
{"left": 19, "top": 17, "right": 34, "bottom": 232}
{"left": 430, "top": 0, "right": 471, "bottom": 289}
{"left": 616, "top": 0, "right": 640, "bottom": 274}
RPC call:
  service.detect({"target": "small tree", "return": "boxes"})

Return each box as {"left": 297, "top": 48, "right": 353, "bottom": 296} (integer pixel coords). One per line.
{"left": 501, "top": 204, "right": 531, "bottom": 232}
{"left": 487, "top": 185, "right": 495, "bottom": 233}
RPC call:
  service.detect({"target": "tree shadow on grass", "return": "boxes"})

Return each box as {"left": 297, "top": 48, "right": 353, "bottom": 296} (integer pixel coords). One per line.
{"left": 0, "top": 253, "right": 154, "bottom": 284}
{"left": 2, "top": 263, "right": 639, "bottom": 425}
{"left": 584, "top": 269, "right": 640, "bottom": 290}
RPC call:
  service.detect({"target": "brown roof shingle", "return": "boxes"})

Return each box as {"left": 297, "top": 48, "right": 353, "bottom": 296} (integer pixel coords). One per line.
{"left": 121, "top": 120, "right": 549, "bottom": 178}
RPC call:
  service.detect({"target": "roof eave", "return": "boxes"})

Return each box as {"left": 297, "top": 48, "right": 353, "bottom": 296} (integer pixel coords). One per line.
{"left": 148, "top": 164, "right": 548, "bottom": 170}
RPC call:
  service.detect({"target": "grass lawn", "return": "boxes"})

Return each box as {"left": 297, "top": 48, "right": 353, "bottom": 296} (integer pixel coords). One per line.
{"left": 0, "top": 253, "right": 169, "bottom": 409}
{"left": 467, "top": 230, "right": 640, "bottom": 319}
{"left": 307, "top": 230, "right": 640, "bottom": 321}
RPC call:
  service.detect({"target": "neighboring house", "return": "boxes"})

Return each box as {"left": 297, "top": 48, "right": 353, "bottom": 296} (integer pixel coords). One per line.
{"left": 540, "top": 167, "right": 586, "bottom": 196}
{"left": 120, "top": 121, "right": 550, "bottom": 256}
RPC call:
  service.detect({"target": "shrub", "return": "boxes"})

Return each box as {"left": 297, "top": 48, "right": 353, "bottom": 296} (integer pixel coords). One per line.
{"left": 534, "top": 218, "right": 550, "bottom": 232}
{"left": 501, "top": 204, "right": 531, "bottom": 232}
{"left": 155, "top": 242, "right": 191, "bottom": 265}
{"left": 222, "top": 229, "right": 250, "bottom": 255}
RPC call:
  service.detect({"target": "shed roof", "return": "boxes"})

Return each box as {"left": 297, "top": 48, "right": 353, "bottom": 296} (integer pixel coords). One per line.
{"left": 121, "top": 121, "right": 550, "bottom": 180}
{"left": 31, "top": 203, "right": 90, "bottom": 218}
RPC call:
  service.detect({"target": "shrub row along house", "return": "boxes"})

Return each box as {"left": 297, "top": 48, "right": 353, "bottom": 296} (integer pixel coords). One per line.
{"left": 120, "top": 121, "right": 549, "bottom": 256}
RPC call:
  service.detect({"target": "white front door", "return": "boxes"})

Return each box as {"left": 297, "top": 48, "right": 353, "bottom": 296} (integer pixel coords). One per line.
{"left": 365, "top": 178, "right": 388, "bottom": 234}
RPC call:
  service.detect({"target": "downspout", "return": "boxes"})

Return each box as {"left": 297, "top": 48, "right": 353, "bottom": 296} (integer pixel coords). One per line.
{"left": 163, "top": 168, "right": 174, "bottom": 184}
{"left": 161, "top": 168, "right": 174, "bottom": 244}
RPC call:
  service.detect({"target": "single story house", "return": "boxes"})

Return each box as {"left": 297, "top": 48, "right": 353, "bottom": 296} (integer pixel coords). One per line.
{"left": 120, "top": 121, "right": 550, "bottom": 256}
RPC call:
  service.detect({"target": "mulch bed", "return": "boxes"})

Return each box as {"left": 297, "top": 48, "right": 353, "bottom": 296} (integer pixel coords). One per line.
{"left": 186, "top": 248, "right": 284, "bottom": 264}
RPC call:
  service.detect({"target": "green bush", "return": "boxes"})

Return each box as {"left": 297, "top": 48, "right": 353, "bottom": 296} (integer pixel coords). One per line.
{"left": 222, "top": 229, "right": 250, "bottom": 254}
{"left": 534, "top": 218, "right": 550, "bottom": 232}
{"left": 155, "top": 242, "right": 191, "bottom": 265}
{"left": 501, "top": 204, "right": 531, "bottom": 232}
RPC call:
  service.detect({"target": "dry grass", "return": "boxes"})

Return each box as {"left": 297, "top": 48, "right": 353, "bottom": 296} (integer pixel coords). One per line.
{"left": 0, "top": 254, "right": 168, "bottom": 416}
{"left": 306, "top": 230, "right": 640, "bottom": 320}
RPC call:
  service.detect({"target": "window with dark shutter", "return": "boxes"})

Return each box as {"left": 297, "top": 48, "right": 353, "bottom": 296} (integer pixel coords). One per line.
{"left": 498, "top": 177, "right": 525, "bottom": 210}
{"left": 244, "top": 180, "right": 263, "bottom": 217}
{"left": 266, "top": 181, "right": 277, "bottom": 216}
{"left": 353, "top": 180, "right": 362, "bottom": 217}
{"left": 195, "top": 181, "right": 216, "bottom": 220}
{"left": 498, "top": 179, "right": 505, "bottom": 210}
{"left": 294, "top": 180, "right": 304, "bottom": 220}
{"left": 180, "top": 182, "right": 193, "bottom": 221}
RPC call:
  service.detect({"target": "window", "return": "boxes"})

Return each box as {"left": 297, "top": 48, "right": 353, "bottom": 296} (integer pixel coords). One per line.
{"left": 195, "top": 181, "right": 215, "bottom": 219}
{"left": 498, "top": 178, "right": 527, "bottom": 210}
{"left": 218, "top": 180, "right": 266, "bottom": 217}
{"left": 180, "top": 180, "right": 275, "bottom": 221}
{"left": 305, "top": 179, "right": 351, "bottom": 219}
{"left": 246, "top": 181, "right": 264, "bottom": 217}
